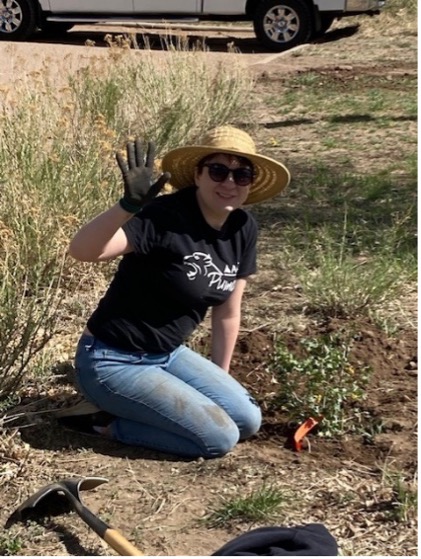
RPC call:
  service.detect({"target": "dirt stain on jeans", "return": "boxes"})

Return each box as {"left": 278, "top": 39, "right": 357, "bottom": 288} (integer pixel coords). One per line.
{"left": 173, "top": 398, "right": 230, "bottom": 428}
{"left": 204, "top": 404, "right": 233, "bottom": 428}
{"left": 174, "top": 395, "right": 187, "bottom": 416}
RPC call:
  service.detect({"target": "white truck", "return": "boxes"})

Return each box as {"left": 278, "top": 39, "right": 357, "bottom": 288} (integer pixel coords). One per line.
{"left": 0, "top": 0, "right": 385, "bottom": 51}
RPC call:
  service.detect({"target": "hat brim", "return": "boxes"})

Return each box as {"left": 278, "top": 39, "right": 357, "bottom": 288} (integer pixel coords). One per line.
{"left": 161, "top": 146, "right": 291, "bottom": 205}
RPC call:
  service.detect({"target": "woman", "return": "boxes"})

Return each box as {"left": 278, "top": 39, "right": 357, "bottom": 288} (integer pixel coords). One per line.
{"left": 64, "top": 126, "right": 290, "bottom": 459}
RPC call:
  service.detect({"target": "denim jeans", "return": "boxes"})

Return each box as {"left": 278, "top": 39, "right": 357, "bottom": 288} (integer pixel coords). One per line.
{"left": 74, "top": 334, "right": 262, "bottom": 458}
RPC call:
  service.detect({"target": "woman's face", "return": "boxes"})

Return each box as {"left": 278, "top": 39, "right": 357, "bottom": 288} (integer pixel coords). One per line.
{"left": 194, "top": 153, "right": 252, "bottom": 224}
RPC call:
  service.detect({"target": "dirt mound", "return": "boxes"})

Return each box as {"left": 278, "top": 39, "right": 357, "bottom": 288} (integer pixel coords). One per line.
{"left": 219, "top": 318, "right": 417, "bottom": 473}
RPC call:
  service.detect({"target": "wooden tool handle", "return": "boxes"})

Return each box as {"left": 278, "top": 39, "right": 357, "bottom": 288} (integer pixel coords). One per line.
{"left": 73, "top": 496, "right": 143, "bottom": 555}
{"left": 104, "top": 528, "right": 144, "bottom": 556}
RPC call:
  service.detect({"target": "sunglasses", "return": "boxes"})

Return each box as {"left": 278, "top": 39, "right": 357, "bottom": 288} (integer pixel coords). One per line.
{"left": 203, "top": 163, "right": 254, "bottom": 187}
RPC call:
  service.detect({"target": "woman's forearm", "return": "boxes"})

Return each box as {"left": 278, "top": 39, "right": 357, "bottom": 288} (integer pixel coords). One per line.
{"left": 211, "top": 314, "right": 241, "bottom": 372}
{"left": 211, "top": 279, "right": 247, "bottom": 371}
{"left": 68, "top": 203, "right": 134, "bottom": 262}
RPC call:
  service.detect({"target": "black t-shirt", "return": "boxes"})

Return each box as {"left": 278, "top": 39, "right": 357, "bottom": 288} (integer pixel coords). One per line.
{"left": 87, "top": 186, "right": 257, "bottom": 353}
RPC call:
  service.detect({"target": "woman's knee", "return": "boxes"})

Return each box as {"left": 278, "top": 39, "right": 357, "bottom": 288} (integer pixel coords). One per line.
{"left": 202, "top": 430, "right": 239, "bottom": 458}
{"left": 237, "top": 398, "right": 262, "bottom": 440}
{"left": 200, "top": 397, "right": 262, "bottom": 453}
{"left": 199, "top": 408, "right": 240, "bottom": 458}
{"left": 200, "top": 404, "right": 262, "bottom": 457}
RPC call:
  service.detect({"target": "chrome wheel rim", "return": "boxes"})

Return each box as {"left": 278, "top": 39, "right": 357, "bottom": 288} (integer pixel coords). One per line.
{"left": 0, "top": 0, "right": 23, "bottom": 34}
{"left": 263, "top": 5, "right": 300, "bottom": 44}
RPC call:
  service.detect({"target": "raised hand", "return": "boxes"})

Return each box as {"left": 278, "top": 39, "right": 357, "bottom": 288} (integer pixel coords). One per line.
{"left": 116, "top": 139, "right": 170, "bottom": 213}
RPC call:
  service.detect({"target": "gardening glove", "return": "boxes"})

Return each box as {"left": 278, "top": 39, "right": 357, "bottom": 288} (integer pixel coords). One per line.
{"left": 116, "top": 138, "right": 170, "bottom": 213}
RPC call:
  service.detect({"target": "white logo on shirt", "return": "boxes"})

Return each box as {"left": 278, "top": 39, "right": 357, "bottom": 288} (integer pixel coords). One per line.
{"left": 184, "top": 252, "right": 238, "bottom": 292}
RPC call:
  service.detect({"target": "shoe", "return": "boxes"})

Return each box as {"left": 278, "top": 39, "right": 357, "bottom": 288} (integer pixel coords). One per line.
{"left": 54, "top": 398, "right": 101, "bottom": 418}
{"left": 55, "top": 397, "right": 116, "bottom": 437}
{"left": 57, "top": 411, "right": 116, "bottom": 436}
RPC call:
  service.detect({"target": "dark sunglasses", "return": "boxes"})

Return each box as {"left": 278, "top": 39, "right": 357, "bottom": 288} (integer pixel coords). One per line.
{"left": 203, "top": 163, "right": 254, "bottom": 187}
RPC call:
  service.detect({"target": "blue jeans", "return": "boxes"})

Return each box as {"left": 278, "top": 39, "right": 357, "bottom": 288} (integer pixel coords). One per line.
{"left": 74, "top": 334, "right": 262, "bottom": 458}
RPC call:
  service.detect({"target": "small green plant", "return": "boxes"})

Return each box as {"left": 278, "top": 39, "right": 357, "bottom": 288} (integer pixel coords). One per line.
{"left": 0, "top": 394, "right": 20, "bottom": 413}
{"left": 270, "top": 335, "right": 370, "bottom": 436}
{"left": 360, "top": 416, "right": 385, "bottom": 444}
{"left": 0, "top": 534, "right": 23, "bottom": 555}
{"left": 382, "top": 470, "right": 418, "bottom": 524}
{"left": 204, "top": 485, "right": 287, "bottom": 527}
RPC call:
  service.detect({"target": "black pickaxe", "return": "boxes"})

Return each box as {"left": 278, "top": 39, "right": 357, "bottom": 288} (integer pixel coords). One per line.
{"left": 5, "top": 476, "right": 143, "bottom": 555}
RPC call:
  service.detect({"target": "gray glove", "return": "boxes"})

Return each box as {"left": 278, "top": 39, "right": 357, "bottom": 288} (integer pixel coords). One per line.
{"left": 116, "top": 138, "right": 170, "bottom": 213}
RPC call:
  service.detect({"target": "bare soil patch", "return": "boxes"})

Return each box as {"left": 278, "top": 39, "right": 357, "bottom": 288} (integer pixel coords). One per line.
{"left": 0, "top": 17, "right": 417, "bottom": 557}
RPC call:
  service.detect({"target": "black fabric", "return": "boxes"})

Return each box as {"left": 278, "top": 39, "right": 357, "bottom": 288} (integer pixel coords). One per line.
{"left": 212, "top": 524, "right": 338, "bottom": 556}
{"left": 87, "top": 187, "right": 257, "bottom": 353}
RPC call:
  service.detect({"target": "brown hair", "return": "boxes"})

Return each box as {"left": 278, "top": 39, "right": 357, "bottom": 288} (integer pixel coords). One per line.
{"left": 196, "top": 152, "right": 254, "bottom": 174}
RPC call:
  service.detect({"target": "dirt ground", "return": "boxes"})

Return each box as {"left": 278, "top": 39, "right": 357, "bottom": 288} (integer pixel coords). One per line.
{"left": 0, "top": 17, "right": 417, "bottom": 557}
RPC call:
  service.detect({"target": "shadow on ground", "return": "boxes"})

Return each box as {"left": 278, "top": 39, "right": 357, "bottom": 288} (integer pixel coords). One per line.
{"left": 28, "top": 24, "right": 361, "bottom": 54}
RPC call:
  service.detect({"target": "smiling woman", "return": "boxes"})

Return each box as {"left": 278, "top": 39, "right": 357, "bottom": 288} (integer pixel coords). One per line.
{"left": 59, "top": 126, "right": 290, "bottom": 459}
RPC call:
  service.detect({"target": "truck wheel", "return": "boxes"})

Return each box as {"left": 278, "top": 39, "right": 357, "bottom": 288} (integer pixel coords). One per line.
{"left": 0, "top": 0, "right": 37, "bottom": 41}
{"left": 253, "top": 0, "right": 313, "bottom": 52}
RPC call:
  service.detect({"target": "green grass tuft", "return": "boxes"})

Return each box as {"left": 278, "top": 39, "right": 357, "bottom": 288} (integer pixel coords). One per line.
{"left": 204, "top": 485, "right": 288, "bottom": 527}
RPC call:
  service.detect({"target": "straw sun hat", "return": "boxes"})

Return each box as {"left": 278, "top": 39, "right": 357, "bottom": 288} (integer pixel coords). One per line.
{"left": 161, "top": 126, "right": 291, "bottom": 205}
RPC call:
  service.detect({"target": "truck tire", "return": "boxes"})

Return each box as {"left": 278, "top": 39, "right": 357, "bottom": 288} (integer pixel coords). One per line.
{"left": 253, "top": 0, "right": 313, "bottom": 52}
{"left": 0, "top": 0, "right": 37, "bottom": 40}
